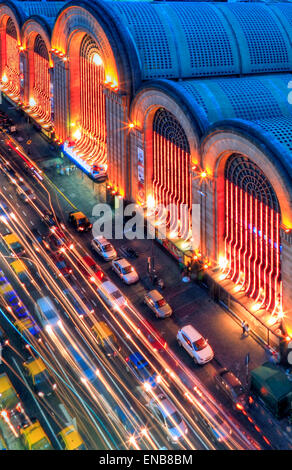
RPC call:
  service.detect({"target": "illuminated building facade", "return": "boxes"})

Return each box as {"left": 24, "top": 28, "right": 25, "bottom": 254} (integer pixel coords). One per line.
{"left": 1, "top": 0, "right": 292, "bottom": 340}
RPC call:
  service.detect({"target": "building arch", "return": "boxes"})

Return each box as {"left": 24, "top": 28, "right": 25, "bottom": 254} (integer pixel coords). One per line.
{"left": 21, "top": 18, "right": 52, "bottom": 126}
{"left": 0, "top": 3, "right": 21, "bottom": 101}
{"left": 130, "top": 86, "right": 200, "bottom": 239}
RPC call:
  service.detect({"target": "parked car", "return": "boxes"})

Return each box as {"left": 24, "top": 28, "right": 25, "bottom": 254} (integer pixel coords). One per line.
{"left": 214, "top": 368, "right": 247, "bottom": 409}
{"left": 177, "top": 325, "right": 214, "bottom": 364}
{"left": 91, "top": 236, "right": 117, "bottom": 261}
{"left": 16, "top": 184, "right": 36, "bottom": 203}
{"left": 144, "top": 290, "right": 172, "bottom": 318}
{"left": 148, "top": 393, "right": 188, "bottom": 444}
{"left": 112, "top": 258, "right": 139, "bottom": 284}
{"left": 68, "top": 211, "right": 92, "bottom": 232}
{"left": 125, "top": 351, "right": 160, "bottom": 389}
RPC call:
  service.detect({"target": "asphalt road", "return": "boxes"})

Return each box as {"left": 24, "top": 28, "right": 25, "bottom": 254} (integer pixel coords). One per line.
{"left": 0, "top": 122, "right": 284, "bottom": 450}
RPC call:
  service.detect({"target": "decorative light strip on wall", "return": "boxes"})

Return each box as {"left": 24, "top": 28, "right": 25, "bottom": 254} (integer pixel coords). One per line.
{"left": 224, "top": 179, "right": 281, "bottom": 312}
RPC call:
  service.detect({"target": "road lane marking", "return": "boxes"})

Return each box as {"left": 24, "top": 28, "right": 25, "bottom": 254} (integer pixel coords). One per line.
{"left": 22, "top": 211, "right": 27, "bottom": 216}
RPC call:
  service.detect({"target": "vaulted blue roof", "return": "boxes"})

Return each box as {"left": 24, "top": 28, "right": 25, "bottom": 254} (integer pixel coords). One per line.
{"left": 105, "top": 1, "right": 292, "bottom": 80}
{"left": 139, "top": 73, "right": 292, "bottom": 165}
{"left": 13, "top": 1, "right": 65, "bottom": 18}
{"left": 148, "top": 74, "right": 292, "bottom": 131}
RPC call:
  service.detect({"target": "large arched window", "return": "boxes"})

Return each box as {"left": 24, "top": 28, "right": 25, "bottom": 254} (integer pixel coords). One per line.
{"left": 224, "top": 154, "right": 281, "bottom": 312}
{"left": 3, "top": 18, "right": 20, "bottom": 98}
{"left": 152, "top": 108, "right": 191, "bottom": 238}
{"left": 31, "top": 34, "right": 50, "bottom": 123}
{"left": 76, "top": 34, "right": 106, "bottom": 167}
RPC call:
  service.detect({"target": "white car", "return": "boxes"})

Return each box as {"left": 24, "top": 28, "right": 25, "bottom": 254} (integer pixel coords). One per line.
{"left": 144, "top": 290, "right": 172, "bottom": 318}
{"left": 91, "top": 236, "right": 117, "bottom": 261}
{"left": 111, "top": 258, "right": 139, "bottom": 284}
{"left": 177, "top": 325, "right": 214, "bottom": 365}
{"left": 97, "top": 280, "right": 126, "bottom": 309}
{"left": 149, "top": 394, "right": 188, "bottom": 444}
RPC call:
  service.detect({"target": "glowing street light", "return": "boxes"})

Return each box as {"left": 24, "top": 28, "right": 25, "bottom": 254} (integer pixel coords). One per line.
{"left": 92, "top": 53, "right": 103, "bottom": 66}
{"left": 73, "top": 128, "right": 82, "bottom": 141}
{"left": 2, "top": 73, "right": 8, "bottom": 84}
{"left": 29, "top": 97, "right": 36, "bottom": 107}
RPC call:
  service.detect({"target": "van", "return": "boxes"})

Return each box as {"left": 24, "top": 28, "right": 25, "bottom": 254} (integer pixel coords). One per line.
{"left": 97, "top": 280, "right": 126, "bottom": 309}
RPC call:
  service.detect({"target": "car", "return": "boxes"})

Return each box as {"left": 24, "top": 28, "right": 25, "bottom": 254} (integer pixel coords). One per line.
{"left": 0, "top": 200, "right": 12, "bottom": 220}
{"left": 214, "top": 368, "right": 247, "bottom": 409}
{"left": 78, "top": 255, "right": 107, "bottom": 283}
{"left": 2, "top": 162, "right": 20, "bottom": 184}
{"left": 23, "top": 357, "right": 57, "bottom": 398}
{"left": 112, "top": 405, "right": 137, "bottom": 437}
{"left": 97, "top": 280, "right": 126, "bottom": 309}
{"left": 206, "top": 412, "right": 232, "bottom": 443}
{"left": 91, "top": 321, "right": 122, "bottom": 357}
{"left": 68, "top": 211, "right": 92, "bottom": 232}
{"left": 125, "top": 351, "right": 160, "bottom": 389}
{"left": 63, "top": 285, "right": 94, "bottom": 316}
{"left": 41, "top": 210, "right": 60, "bottom": 227}
{"left": 144, "top": 290, "right": 172, "bottom": 318}
{"left": 148, "top": 394, "right": 188, "bottom": 444}
{"left": 16, "top": 184, "right": 36, "bottom": 203}
{"left": 10, "top": 259, "right": 30, "bottom": 286}
{"left": 177, "top": 325, "right": 214, "bottom": 365}
{"left": 136, "top": 319, "right": 167, "bottom": 352}
{"left": 2, "top": 233, "right": 25, "bottom": 257}
{"left": 30, "top": 227, "right": 44, "bottom": 252}
{"left": 51, "top": 252, "right": 73, "bottom": 278}
{"left": 44, "top": 228, "right": 71, "bottom": 252}
{"left": 112, "top": 258, "right": 139, "bottom": 284}
{"left": 0, "top": 325, "right": 8, "bottom": 348}
{"left": 91, "top": 236, "right": 117, "bottom": 261}
{"left": 58, "top": 425, "right": 86, "bottom": 450}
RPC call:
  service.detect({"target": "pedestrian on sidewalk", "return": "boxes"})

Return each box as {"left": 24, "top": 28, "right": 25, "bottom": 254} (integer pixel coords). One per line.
{"left": 241, "top": 320, "right": 246, "bottom": 336}
{"left": 245, "top": 323, "right": 250, "bottom": 336}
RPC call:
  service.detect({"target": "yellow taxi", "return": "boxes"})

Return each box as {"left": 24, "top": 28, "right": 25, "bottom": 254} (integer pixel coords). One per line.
{"left": 23, "top": 357, "right": 57, "bottom": 397}
{"left": 68, "top": 211, "right": 92, "bottom": 232}
{"left": 20, "top": 421, "right": 53, "bottom": 450}
{"left": 2, "top": 233, "right": 25, "bottom": 256}
{"left": 58, "top": 425, "right": 86, "bottom": 450}
{"left": 91, "top": 321, "right": 122, "bottom": 357}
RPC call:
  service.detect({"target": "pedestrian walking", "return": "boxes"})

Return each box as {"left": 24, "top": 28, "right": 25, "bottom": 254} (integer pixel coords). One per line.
{"left": 241, "top": 320, "right": 246, "bottom": 335}
{"left": 245, "top": 323, "right": 250, "bottom": 336}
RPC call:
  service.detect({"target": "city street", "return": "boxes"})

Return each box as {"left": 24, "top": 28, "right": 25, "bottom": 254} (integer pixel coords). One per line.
{"left": 0, "top": 97, "right": 291, "bottom": 450}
